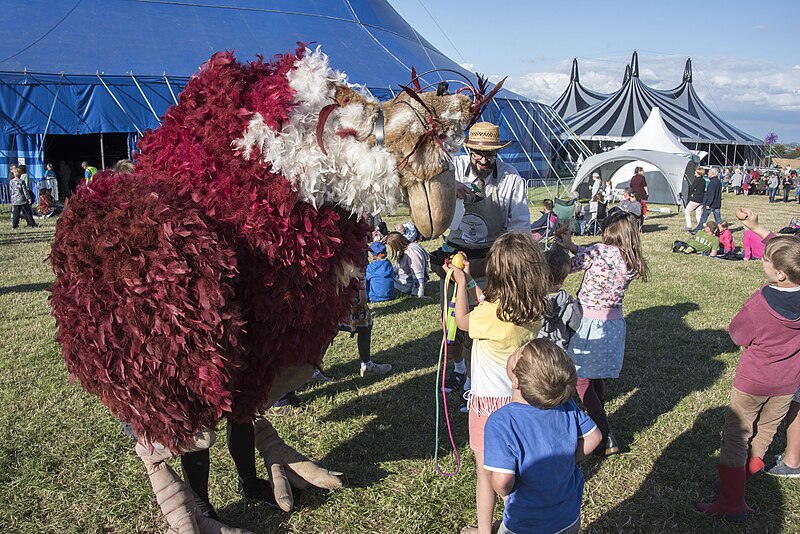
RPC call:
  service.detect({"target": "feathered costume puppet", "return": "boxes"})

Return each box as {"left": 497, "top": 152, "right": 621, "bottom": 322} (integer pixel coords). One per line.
{"left": 49, "top": 46, "right": 502, "bottom": 533}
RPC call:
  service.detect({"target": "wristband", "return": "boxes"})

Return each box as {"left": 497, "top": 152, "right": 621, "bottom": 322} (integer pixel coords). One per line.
{"left": 465, "top": 279, "right": 477, "bottom": 290}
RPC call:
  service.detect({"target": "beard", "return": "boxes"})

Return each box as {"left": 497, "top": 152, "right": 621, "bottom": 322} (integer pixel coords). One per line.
{"left": 469, "top": 161, "right": 495, "bottom": 181}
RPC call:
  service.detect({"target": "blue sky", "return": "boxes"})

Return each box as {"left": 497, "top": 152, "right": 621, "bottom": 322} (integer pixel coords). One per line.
{"left": 387, "top": 0, "right": 800, "bottom": 143}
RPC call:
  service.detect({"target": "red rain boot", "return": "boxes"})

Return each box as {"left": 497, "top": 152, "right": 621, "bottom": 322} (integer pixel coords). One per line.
{"left": 696, "top": 464, "right": 754, "bottom": 522}
{"left": 747, "top": 456, "right": 765, "bottom": 478}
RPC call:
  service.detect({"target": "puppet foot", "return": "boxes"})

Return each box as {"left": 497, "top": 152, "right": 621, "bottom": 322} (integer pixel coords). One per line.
{"left": 253, "top": 416, "right": 343, "bottom": 512}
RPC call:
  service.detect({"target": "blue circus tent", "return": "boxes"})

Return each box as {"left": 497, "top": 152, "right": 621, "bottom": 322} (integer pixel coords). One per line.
{"left": 1, "top": 0, "right": 574, "bottom": 200}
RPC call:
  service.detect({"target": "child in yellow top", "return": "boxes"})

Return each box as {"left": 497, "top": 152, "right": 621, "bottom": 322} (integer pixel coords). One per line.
{"left": 450, "top": 232, "right": 551, "bottom": 534}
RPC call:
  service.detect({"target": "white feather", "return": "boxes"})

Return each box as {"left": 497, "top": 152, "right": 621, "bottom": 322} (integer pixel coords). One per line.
{"left": 232, "top": 47, "right": 400, "bottom": 217}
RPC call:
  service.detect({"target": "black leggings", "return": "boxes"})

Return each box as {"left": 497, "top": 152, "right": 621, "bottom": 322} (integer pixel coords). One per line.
{"left": 181, "top": 421, "right": 257, "bottom": 503}
{"left": 577, "top": 378, "right": 605, "bottom": 415}
{"left": 356, "top": 325, "right": 372, "bottom": 364}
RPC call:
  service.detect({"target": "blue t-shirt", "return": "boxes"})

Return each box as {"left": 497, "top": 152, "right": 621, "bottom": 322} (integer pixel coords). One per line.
{"left": 484, "top": 400, "right": 597, "bottom": 533}
{"left": 365, "top": 258, "right": 394, "bottom": 302}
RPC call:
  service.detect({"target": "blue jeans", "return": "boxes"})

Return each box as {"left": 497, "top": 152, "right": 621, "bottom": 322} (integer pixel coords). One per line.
{"left": 693, "top": 207, "right": 720, "bottom": 234}
{"left": 768, "top": 187, "right": 777, "bottom": 202}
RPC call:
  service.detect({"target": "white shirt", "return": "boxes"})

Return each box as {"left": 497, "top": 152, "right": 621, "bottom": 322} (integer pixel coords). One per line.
{"left": 591, "top": 178, "right": 601, "bottom": 197}
{"left": 452, "top": 155, "right": 530, "bottom": 233}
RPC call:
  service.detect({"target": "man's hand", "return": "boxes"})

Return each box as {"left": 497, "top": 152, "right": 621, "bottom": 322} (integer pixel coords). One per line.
{"left": 736, "top": 207, "right": 758, "bottom": 228}
{"left": 455, "top": 182, "right": 475, "bottom": 202}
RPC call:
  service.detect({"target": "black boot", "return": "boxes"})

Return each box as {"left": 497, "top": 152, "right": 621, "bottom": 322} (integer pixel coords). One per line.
{"left": 590, "top": 410, "right": 621, "bottom": 456}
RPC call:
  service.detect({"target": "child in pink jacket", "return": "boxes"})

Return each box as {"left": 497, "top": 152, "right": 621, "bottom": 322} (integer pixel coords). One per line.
{"left": 718, "top": 220, "right": 734, "bottom": 254}
{"left": 742, "top": 228, "right": 765, "bottom": 260}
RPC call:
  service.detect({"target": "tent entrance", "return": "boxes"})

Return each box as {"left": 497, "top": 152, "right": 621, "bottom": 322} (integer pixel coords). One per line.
{"left": 43, "top": 133, "right": 129, "bottom": 176}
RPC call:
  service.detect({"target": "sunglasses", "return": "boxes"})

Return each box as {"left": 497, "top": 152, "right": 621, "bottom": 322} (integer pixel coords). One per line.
{"left": 470, "top": 150, "right": 497, "bottom": 160}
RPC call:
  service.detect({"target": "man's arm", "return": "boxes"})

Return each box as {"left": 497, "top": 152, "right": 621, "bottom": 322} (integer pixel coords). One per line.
{"left": 506, "top": 174, "right": 531, "bottom": 232}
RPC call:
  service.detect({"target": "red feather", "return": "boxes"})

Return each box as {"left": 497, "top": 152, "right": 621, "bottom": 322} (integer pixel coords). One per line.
{"left": 410, "top": 66, "right": 422, "bottom": 93}
{"left": 316, "top": 103, "right": 339, "bottom": 156}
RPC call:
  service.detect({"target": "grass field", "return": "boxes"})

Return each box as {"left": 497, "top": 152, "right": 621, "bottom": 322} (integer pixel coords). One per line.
{"left": 1, "top": 193, "right": 799, "bottom": 533}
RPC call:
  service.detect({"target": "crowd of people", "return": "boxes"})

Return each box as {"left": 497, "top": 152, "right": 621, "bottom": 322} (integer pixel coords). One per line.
{"left": 358, "top": 126, "right": 798, "bottom": 532}
{"left": 5, "top": 159, "right": 100, "bottom": 229}
{"left": 7, "top": 121, "right": 800, "bottom": 532}
{"left": 723, "top": 165, "right": 799, "bottom": 203}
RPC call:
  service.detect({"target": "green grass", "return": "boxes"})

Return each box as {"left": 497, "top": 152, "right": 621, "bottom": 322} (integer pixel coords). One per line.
{"left": 1, "top": 194, "right": 799, "bottom": 533}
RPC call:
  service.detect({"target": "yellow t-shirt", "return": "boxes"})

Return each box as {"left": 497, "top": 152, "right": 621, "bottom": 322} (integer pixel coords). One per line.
{"left": 468, "top": 300, "right": 539, "bottom": 404}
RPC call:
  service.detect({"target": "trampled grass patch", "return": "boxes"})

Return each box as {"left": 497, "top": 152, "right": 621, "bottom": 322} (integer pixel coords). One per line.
{"left": 0, "top": 194, "right": 799, "bottom": 533}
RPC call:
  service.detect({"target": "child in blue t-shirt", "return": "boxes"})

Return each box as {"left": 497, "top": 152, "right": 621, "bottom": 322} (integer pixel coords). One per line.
{"left": 365, "top": 241, "right": 394, "bottom": 302}
{"left": 484, "top": 339, "right": 601, "bottom": 534}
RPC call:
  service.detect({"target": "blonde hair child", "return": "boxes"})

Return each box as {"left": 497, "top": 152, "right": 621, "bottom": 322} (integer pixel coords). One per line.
{"left": 449, "top": 232, "right": 550, "bottom": 534}
{"left": 557, "top": 211, "right": 648, "bottom": 456}
{"left": 485, "top": 339, "right": 601, "bottom": 534}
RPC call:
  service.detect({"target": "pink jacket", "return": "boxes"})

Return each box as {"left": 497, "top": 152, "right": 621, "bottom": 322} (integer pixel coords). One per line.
{"left": 742, "top": 229, "right": 765, "bottom": 260}
{"left": 719, "top": 229, "right": 734, "bottom": 253}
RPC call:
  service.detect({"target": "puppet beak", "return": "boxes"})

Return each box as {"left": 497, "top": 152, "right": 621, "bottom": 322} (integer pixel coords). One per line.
{"left": 405, "top": 167, "right": 456, "bottom": 239}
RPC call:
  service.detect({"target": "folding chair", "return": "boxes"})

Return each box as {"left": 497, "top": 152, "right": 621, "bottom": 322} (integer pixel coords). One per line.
{"left": 533, "top": 198, "right": 577, "bottom": 250}
{"left": 532, "top": 211, "right": 559, "bottom": 247}
{"left": 585, "top": 201, "right": 607, "bottom": 236}
{"left": 553, "top": 197, "right": 579, "bottom": 234}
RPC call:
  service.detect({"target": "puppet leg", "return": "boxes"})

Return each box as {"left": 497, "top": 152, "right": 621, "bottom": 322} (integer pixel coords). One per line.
{"left": 136, "top": 431, "right": 254, "bottom": 534}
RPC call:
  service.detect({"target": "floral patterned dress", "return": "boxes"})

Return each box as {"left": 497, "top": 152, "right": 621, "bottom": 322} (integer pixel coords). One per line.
{"left": 567, "top": 244, "right": 636, "bottom": 379}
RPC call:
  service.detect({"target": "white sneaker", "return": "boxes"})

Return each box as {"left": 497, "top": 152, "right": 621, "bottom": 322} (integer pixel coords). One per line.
{"left": 360, "top": 362, "right": 392, "bottom": 377}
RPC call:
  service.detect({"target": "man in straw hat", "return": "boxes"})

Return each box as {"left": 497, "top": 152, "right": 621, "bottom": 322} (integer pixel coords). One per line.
{"left": 430, "top": 121, "right": 530, "bottom": 408}
{"left": 450, "top": 121, "right": 530, "bottom": 251}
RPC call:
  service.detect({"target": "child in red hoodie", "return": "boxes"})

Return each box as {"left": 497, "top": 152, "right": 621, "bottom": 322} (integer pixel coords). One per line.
{"left": 697, "top": 208, "right": 800, "bottom": 521}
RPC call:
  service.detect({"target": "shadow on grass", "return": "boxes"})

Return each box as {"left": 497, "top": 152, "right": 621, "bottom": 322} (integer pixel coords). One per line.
{"left": 370, "top": 294, "right": 437, "bottom": 317}
{"left": 307, "top": 331, "right": 468, "bottom": 488}
{"left": 586, "top": 407, "right": 785, "bottom": 532}
{"left": 603, "top": 302, "right": 735, "bottom": 459}
{"left": 0, "top": 281, "right": 51, "bottom": 296}
{"left": 643, "top": 212, "right": 676, "bottom": 220}
{"left": 0, "top": 233, "right": 53, "bottom": 246}
{"left": 641, "top": 223, "right": 668, "bottom": 233}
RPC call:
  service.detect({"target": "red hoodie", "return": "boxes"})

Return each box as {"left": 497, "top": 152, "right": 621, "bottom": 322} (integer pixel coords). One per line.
{"left": 730, "top": 283, "right": 800, "bottom": 396}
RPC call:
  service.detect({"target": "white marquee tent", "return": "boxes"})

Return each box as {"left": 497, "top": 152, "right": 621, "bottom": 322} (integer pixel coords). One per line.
{"left": 570, "top": 107, "right": 704, "bottom": 205}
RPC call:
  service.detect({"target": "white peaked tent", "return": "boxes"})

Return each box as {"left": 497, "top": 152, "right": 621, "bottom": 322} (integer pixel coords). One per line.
{"left": 571, "top": 108, "right": 704, "bottom": 205}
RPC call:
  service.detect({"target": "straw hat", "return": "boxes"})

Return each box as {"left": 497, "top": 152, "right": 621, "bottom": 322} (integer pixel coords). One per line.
{"left": 464, "top": 122, "right": 511, "bottom": 151}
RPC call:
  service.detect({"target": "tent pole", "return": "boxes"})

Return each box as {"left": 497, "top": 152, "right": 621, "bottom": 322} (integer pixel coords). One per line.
{"left": 130, "top": 73, "right": 162, "bottom": 124}
{"left": 37, "top": 74, "right": 64, "bottom": 161}
{"left": 724, "top": 143, "right": 728, "bottom": 167}
{"left": 96, "top": 73, "right": 143, "bottom": 136}
{"left": 164, "top": 74, "right": 179, "bottom": 105}
{"left": 100, "top": 133, "right": 105, "bottom": 169}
